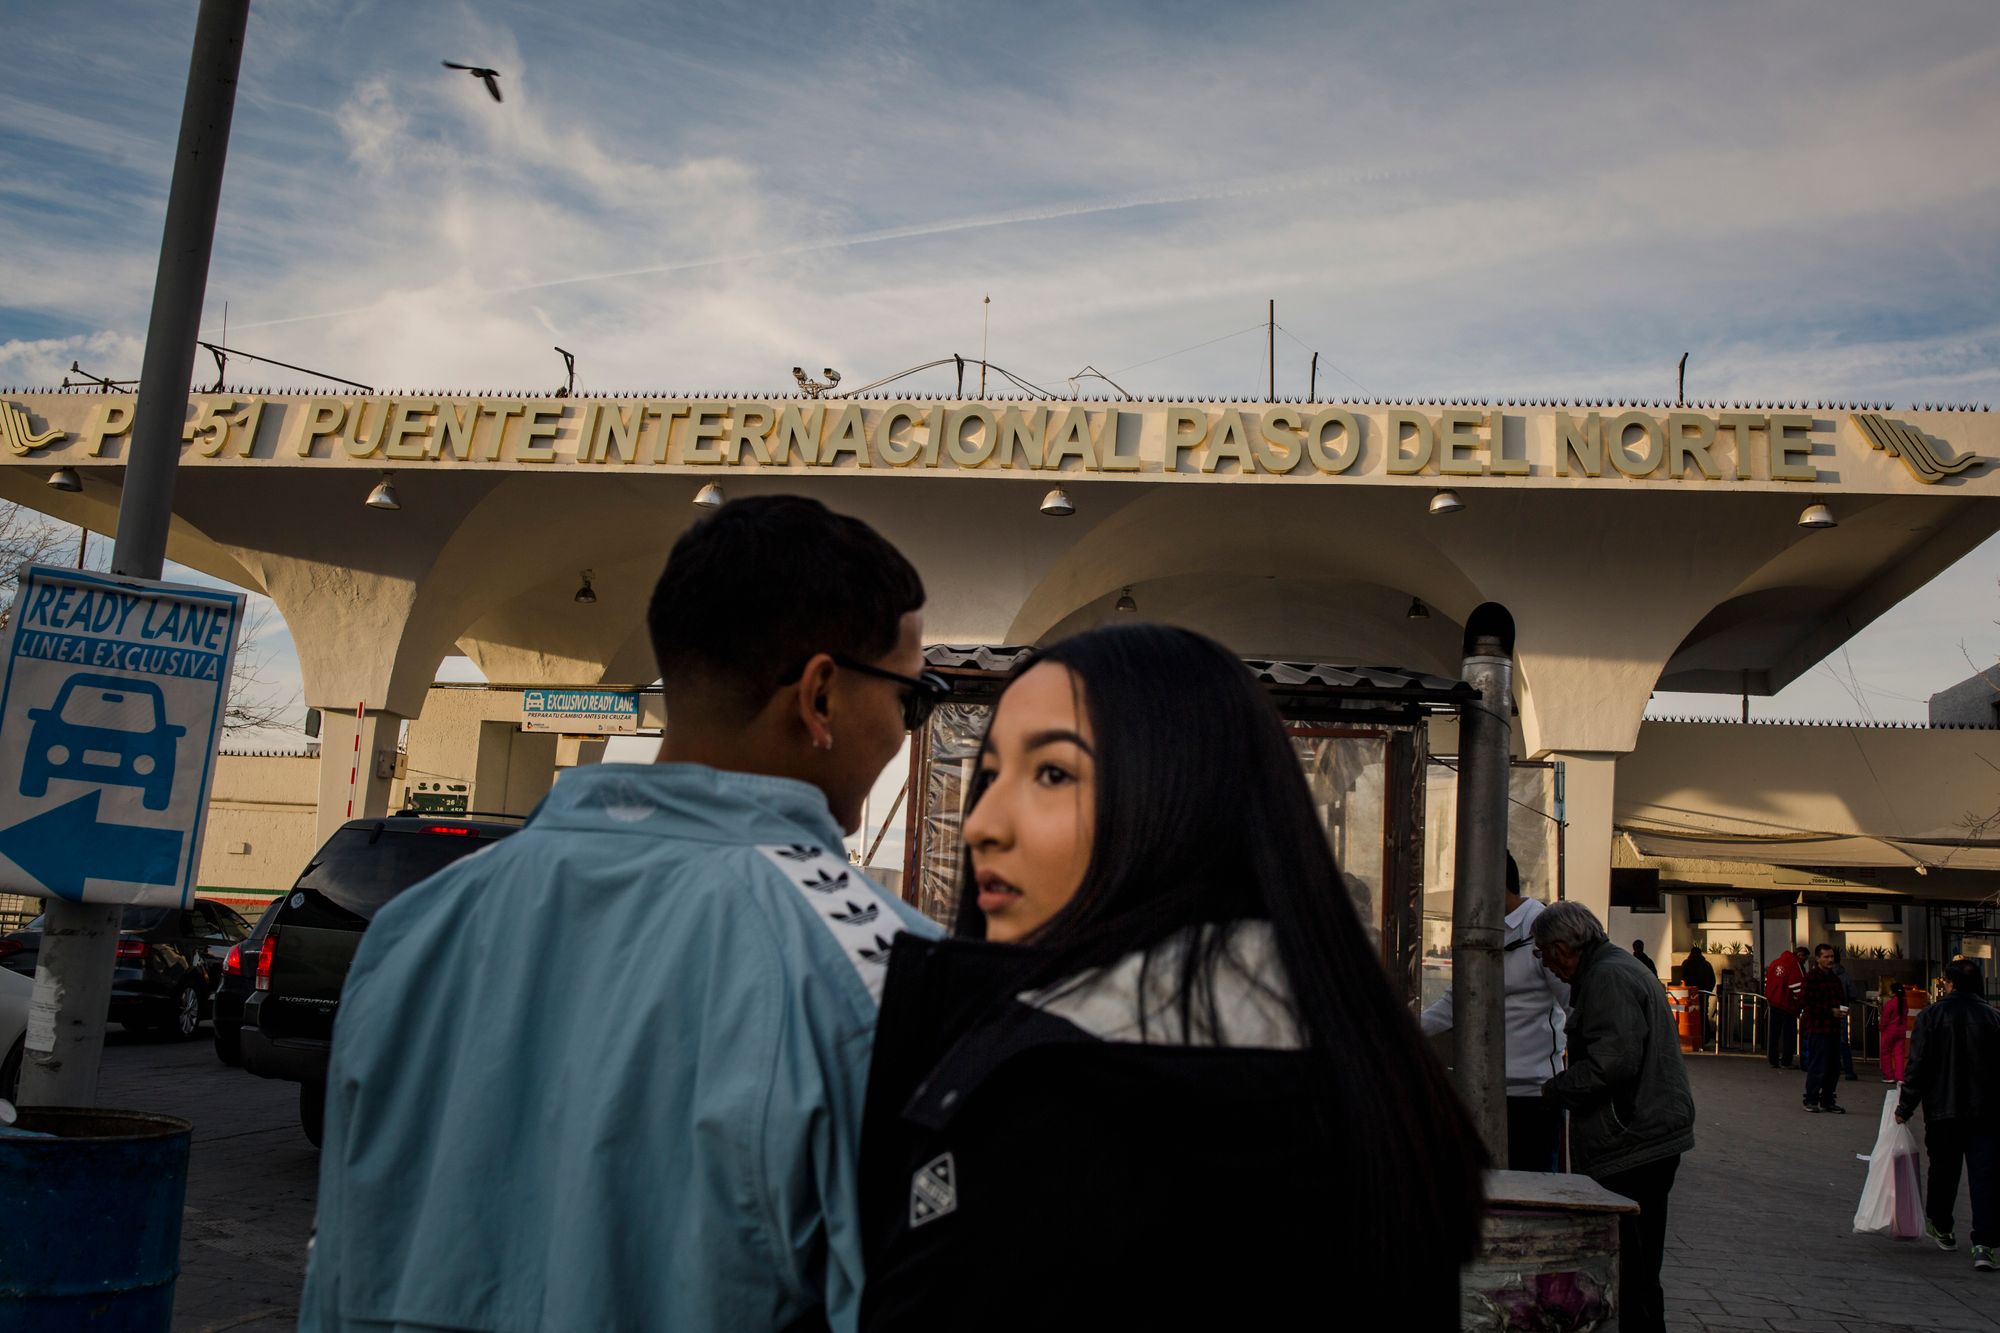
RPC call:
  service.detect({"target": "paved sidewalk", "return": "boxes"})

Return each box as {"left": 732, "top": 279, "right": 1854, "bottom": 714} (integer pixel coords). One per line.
{"left": 1670, "top": 1054, "right": 1994, "bottom": 1332}
{"left": 95, "top": 1028, "right": 315, "bottom": 1333}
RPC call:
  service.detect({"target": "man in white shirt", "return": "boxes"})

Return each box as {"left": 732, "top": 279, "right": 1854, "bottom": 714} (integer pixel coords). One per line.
{"left": 1421, "top": 853, "right": 1572, "bottom": 1170}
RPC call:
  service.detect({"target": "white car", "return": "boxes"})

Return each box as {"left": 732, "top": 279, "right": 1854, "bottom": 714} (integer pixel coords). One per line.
{"left": 1, "top": 965, "right": 29, "bottom": 1102}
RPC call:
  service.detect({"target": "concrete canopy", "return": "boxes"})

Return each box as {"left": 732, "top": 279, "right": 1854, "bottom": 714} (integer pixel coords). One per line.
{"left": 3, "top": 388, "right": 1995, "bottom": 901}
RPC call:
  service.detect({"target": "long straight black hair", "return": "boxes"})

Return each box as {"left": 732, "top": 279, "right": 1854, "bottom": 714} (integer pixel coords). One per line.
{"left": 953, "top": 622, "right": 1486, "bottom": 1264}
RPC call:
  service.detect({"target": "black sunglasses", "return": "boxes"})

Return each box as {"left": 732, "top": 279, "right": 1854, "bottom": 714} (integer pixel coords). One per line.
{"left": 782, "top": 655, "right": 951, "bottom": 731}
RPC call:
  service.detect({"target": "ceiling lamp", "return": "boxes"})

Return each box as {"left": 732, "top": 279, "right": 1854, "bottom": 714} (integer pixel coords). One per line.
{"left": 1039, "top": 487, "right": 1075, "bottom": 517}
{"left": 693, "top": 482, "right": 725, "bottom": 509}
{"left": 364, "top": 474, "right": 401, "bottom": 511}
{"left": 1796, "top": 503, "right": 1836, "bottom": 530}
{"left": 46, "top": 467, "right": 81, "bottom": 493}
{"left": 1406, "top": 597, "right": 1430, "bottom": 620}
{"left": 1115, "top": 587, "right": 1138, "bottom": 613}
{"left": 1427, "top": 489, "right": 1464, "bottom": 516}
{"left": 574, "top": 570, "right": 597, "bottom": 605}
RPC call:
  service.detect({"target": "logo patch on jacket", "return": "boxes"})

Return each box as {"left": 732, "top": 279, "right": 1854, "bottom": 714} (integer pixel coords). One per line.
{"left": 757, "top": 844, "right": 904, "bottom": 1003}
{"left": 910, "top": 1153, "right": 957, "bottom": 1227}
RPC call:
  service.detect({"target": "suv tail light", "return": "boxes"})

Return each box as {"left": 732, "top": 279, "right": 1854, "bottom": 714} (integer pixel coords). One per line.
{"left": 223, "top": 941, "right": 249, "bottom": 975}
{"left": 424, "top": 826, "right": 478, "bottom": 837}
{"left": 115, "top": 938, "right": 148, "bottom": 961}
{"left": 256, "top": 929, "right": 276, "bottom": 990}
{"left": 0, "top": 939, "right": 22, "bottom": 959}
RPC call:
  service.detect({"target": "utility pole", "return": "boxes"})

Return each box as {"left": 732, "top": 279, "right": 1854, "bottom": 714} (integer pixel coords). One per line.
{"left": 19, "top": 0, "right": 249, "bottom": 1109}
{"left": 1267, "top": 299, "right": 1275, "bottom": 403}
{"left": 1309, "top": 352, "right": 1319, "bottom": 402}
{"left": 1678, "top": 352, "right": 1689, "bottom": 407}
{"left": 1450, "top": 602, "right": 1516, "bottom": 1165}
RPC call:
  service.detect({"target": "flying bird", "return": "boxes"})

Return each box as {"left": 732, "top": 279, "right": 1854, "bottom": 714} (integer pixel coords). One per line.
{"left": 442, "top": 61, "right": 503, "bottom": 103}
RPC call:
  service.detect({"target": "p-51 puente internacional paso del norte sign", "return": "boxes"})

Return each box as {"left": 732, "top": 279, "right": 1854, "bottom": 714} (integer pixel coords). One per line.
{"left": 0, "top": 565, "right": 242, "bottom": 907}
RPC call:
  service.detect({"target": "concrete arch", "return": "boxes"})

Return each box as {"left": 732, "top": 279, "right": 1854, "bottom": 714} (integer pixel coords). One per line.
{"left": 1003, "top": 485, "right": 1487, "bottom": 652}
{"left": 1040, "top": 572, "right": 1468, "bottom": 677}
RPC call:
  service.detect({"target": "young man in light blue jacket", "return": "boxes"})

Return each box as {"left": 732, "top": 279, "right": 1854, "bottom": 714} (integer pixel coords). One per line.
{"left": 302, "top": 496, "right": 945, "bottom": 1332}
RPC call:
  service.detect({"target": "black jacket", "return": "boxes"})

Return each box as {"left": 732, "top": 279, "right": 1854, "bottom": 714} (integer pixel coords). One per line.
{"left": 857, "top": 934, "right": 1472, "bottom": 1332}
{"left": 1681, "top": 951, "right": 1716, "bottom": 994}
{"left": 1896, "top": 990, "right": 2000, "bottom": 1123}
{"left": 1542, "top": 940, "right": 1696, "bottom": 1177}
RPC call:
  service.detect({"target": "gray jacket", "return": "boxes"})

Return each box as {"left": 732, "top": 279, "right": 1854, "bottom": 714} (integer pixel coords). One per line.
{"left": 1543, "top": 939, "right": 1696, "bottom": 1178}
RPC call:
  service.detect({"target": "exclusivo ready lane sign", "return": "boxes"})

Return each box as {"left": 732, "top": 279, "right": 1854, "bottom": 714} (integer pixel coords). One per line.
{"left": 0, "top": 565, "right": 243, "bottom": 907}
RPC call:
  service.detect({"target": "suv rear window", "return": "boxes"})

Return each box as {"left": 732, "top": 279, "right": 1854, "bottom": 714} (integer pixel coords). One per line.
{"left": 295, "top": 827, "right": 495, "bottom": 921}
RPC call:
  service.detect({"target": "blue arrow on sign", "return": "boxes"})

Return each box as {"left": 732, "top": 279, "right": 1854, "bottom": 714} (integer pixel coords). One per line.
{"left": 0, "top": 791, "right": 183, "bottom": 902}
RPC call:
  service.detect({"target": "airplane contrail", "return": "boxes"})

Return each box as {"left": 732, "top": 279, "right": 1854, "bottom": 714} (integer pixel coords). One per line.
{"left": 206, "top": 164, "right": 1435, "bottom": 336}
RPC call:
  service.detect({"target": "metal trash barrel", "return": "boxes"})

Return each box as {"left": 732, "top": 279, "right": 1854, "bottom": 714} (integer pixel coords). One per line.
{"left": 0, "top": 1108, "right": 191, "bottom": 1331}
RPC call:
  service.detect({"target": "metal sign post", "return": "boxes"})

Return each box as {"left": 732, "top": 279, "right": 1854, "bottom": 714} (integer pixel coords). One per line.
{"left": 15, "top": 0, "right": 248, "bottom": 1107}
{"left": 1451, "top": 602, "right": 1516, "bottom": 1165}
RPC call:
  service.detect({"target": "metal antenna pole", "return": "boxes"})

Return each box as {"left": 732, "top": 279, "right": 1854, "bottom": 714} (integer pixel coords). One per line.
{"left": 1678, "top": 352, "right": 1688, "bottom": 407}
{"left": 1450, "top": 601, "right": 1516, "bottom": 1164}
{"left": 1310, "top": 352, "right": 1319, "bottom": 402}
{"left": 980, "top": 295, "right": 990, "bottom": 398}
{"left": 20, "top": 0, "right": 248, "bottom": 1110}
{"left": 1268, "top": 299, "right": 1275, "bottom": 403}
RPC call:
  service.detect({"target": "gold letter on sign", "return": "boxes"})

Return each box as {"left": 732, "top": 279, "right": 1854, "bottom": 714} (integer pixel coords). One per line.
{"left": 877, "top": 404, "right": 924, "bottom": 466}
{"left": 1767, "top": 412, "right": 1815, "bottom": 481}
{"left": 1667, "top": 413, "right": 1720, "bottom": 480}
{"left": 433, "top": 400, "right": 480, "bottom": 461}
{"left": 1165, "top": 407, "right": 1208, "bottom": 472}
{"left": 1044, "top": 406, "right": 1098, "bottom": 470}
{"left": 1554, "top": 413, "right": 1601, "bottom": 477}
{"left": 298, "top": 398, "right": 348, "bottom": 457}
{"left": 1253, "top": 408, "right": 1304, "bottom": 474}
{"left": 1201, "top": 410, "right": 1256, "bottom": 473}
{"left": 949, "top": 406, "right": 996, "bottom": 467}
{"left": 1386, "top": 411, "right": 1434, "bottom": 474}
{"left": 996, "top": 406, "right": 1048, "bottom": 469}
{"left": 82, "top": 398, "right": 135, "bottom": 457}
{"left": 724, "top": 403, "right": 775, "bottom": 465}
{"left": 1718, "top": 413, "right": 1762, "bottom": 480}
{"left": 1438, "top": 410, "right": 1486, "bottom": 476}
{"left": 1606, "top": 412, "right": 1663, "bottom": 477}
{"left": 818, "top": 403, "right": 871, "bottom": 467}
{"left": 346, "top": 400, "right": 390, "bottom": 459}
{"left": 1305, "top": 407, "right": 1360, "bottom": 473}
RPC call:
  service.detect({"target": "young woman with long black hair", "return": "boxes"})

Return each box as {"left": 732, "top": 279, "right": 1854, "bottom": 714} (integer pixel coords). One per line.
{"left": 857, "top": 623, "right": 1487, "bottom": 1331}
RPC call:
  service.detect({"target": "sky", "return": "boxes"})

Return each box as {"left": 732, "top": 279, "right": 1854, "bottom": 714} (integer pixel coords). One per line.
{"left": 3, "top": 0, "right": 2000, "bottom": 744}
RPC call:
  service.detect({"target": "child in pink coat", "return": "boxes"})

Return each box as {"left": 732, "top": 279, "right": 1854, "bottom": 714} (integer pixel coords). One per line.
{"left": 1879, "top": 987, "right": 1908, "bottom": 1083}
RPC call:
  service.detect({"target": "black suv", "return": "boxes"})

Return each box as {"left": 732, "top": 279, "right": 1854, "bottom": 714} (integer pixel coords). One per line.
{"left": 240, "top": 813, "right": 522, "bottom": 1145}
{"left": 1, "top": 900, "right": 249, "bottom": 1038}
{"left": 212, "top": 897, "right": 282, "bottom": 1065}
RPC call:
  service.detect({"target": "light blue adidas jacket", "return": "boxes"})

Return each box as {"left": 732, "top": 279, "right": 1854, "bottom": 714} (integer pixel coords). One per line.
{"left": 300, "top": 763, "right": 938, "bottom": 1333}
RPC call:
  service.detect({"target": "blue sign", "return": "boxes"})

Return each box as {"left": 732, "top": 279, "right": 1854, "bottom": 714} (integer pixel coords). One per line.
{"left": 0, "top": 567, "right": 242, "bottom": 906}
{"left": 521, "top": 688, "right": 640, "bottom": 734}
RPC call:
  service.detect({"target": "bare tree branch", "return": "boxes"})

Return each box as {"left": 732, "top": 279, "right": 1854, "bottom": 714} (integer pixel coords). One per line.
{"left": 0, "top": 500, "right": 297, "bottom": 733}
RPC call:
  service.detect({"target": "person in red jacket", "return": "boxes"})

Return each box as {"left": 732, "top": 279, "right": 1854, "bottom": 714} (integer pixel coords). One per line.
{"left": 1765, "top": 945, "right": 1805, "bottom": 1069}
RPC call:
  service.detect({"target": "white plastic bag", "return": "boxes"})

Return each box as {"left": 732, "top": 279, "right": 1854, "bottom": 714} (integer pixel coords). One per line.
{"left": 1854, "top": 1089, "right": 1923, "bottom": 1238}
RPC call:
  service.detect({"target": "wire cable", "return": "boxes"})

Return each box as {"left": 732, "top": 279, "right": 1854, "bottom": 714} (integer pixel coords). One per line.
{"left": 1274, "top": 323, "right": 1371, "bottom": 398}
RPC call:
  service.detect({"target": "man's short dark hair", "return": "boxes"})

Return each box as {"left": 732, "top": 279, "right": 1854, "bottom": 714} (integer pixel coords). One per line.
{"left": 648, "top": 495, "right": 924, "bottom": 717}
{"left": 1504, "top": 852, "right": 1520, "bottom": 899}
{"left": 1945, "top": 957, "right": 1985, "bottom": 995}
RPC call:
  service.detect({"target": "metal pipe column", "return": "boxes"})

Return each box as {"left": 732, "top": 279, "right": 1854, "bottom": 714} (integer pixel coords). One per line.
{"left": 19, "top": 0, "right": 249, "bottom": 1109}
{"left": 1450, "top": 601, "right": 1517, "bottom": 1164}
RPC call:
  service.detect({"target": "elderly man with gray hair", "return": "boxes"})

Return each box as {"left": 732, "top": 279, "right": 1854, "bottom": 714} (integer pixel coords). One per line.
{"left": 1532, "top": 901, "right": 1696, "bottom": 1333}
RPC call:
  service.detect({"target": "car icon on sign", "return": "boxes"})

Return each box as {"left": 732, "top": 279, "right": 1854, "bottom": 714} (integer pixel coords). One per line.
{"left": 21, "top": 672, "right": 184, "bottom": 810}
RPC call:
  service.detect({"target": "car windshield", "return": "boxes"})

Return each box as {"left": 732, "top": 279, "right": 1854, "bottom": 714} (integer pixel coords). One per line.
{"left": 295, "top": 827, "right": 500, "bottom": 921}
{"left": 59, "top": 683, "right": 159, "bottom": 732}
{"left": 24, "top": 905, "right": 173, "bottom": 932}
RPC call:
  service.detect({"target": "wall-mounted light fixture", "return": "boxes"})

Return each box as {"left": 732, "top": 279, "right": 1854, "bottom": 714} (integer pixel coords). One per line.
{"left": 47, "top": 468, "right": 81, "bottom": 493}
{"left": 1406, "top": 597, "right": 1430, "bottom": 620}
{"left": 1040, "top": 487, "right": 1075, "bottom": 517}
{"left": 365, "top": 474, "right": 401, "bottom": 511}
{"left": 694, "top": 482, "right": 725, "bottom": 509}
{"left": 1115, "top": 587, "right": 1138, "bottom": 613}
{"left": 574, "top": 570, "right": 597, "bottom": 604}
{"left": 1427, "top": 489, "right": 1464, "bottom": 516}
{"left": 1796, "top": 503, "right": 1836, "bottom": 530}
